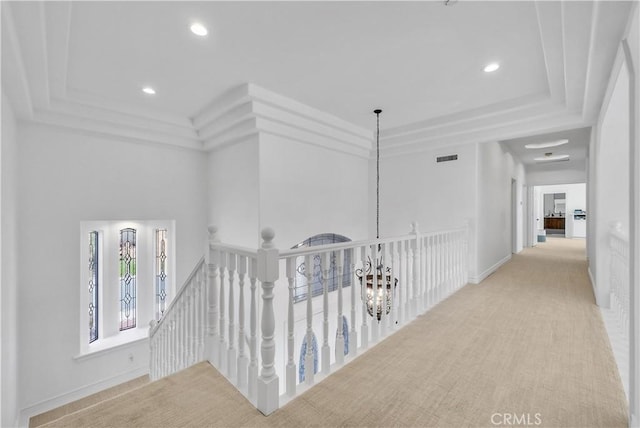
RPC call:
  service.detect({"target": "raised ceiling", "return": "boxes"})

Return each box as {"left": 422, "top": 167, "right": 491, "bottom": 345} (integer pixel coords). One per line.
{"left": 1, "top": 1, "right": 634, "bottom": 158}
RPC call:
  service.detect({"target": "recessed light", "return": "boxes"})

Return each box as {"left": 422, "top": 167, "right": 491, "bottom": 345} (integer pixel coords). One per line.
{"left": 190, "top": 23, "right": 208, "bottom": 36}
{"left": 483, "top": 62, "right": 500, "bottom": 73}
{"left": 525, "top": 139, "right": 569, "bottom": 149}
{"left": 142, "top": 87, "right": 156, "bottom": 95}
{"left": 534, "top": 154, "right": 570, "bottom": 162}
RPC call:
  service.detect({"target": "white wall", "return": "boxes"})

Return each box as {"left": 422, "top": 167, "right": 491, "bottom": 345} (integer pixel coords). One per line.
{"left": 1, "top": 93, "right": 20, "bottom": 427}
{"left": 592, "top": 63, "right": 630, "bottom": 307}
{"left": 526, "top": 159, "right": 587, "bottom": 186}
{"left": 16, "top": 123, "right": 208, "bottom": 420}
{"left": 623, "top": 7, "right": 640, "bottom": 424}
{"left": 378, "top": 144, "right": 476, "bottom": 237}
{"left": 476, "top": 142, "right": 526, "bottom": 282}
{"left": 208, "top": 136, "right": 260, "bottom": 247}
{"left": 259, "top": 133, "right": 370, "bottom": 249}
{"left": 378, "top": 144, "right": 478, "bottom": 277}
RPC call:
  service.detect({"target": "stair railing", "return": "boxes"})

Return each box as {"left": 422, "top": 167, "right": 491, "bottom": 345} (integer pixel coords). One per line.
{"left": 150, "top": 222, "right": 469, "bottom": 416}
{"left": 148, "top": 256, "right": 207, "bottom": 380}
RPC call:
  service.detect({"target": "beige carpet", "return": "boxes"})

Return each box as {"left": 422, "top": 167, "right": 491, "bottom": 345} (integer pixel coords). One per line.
{"left": 39, "top": 238, "right": 628, "bottom": 427}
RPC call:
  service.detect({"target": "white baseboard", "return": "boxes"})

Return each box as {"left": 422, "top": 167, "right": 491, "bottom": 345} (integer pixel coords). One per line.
{"left": 18, "top": 365, "right": 148, "bottom": 427}
{"left": 469, "top": 254, "right": 511, "bottom": 284}
{"left": 631, "top": 413, "right": 638, "bottom": 428}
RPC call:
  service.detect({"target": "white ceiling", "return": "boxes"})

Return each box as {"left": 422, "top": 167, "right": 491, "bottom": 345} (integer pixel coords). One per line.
{"left": 1, "top": 1, "right": 634, "bottom": 165}
{"left": 502, "top": 128, "right": 591, "bottom": 168}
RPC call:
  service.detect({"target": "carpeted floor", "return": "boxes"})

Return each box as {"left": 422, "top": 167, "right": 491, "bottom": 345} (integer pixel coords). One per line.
{"left": 38, "top": 238, "right": 628, "bottom": 427}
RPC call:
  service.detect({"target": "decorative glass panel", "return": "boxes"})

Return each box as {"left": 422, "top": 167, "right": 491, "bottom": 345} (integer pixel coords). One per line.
{"left": 155, "top": 229, "right": 168, "bottom": 320}
{"left": 292, "top": 233, "right": 352, "bottom": 303}
{"left": 119, "top": 228, "right": 137, "bottom": 331}
{"left": 88, "top": 231, "right": 99, "bottom": 343}
{"left": 298, "top": 333, "right": 319, "bottom": 383}
{"left": 335, "top": 315, "right": 349, "bottom": 355}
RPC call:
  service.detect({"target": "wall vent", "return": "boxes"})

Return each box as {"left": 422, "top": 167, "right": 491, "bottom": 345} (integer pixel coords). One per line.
{"left": 436, "top": 154, "right": 458, "bottom": 163}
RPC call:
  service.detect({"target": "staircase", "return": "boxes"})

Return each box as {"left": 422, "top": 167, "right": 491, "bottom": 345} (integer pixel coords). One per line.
{"left": 148, "top": 222, "right": 469, "bottom": 415}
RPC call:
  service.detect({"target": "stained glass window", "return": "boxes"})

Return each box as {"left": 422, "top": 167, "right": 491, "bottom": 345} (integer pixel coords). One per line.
{"left": 155, "top": 229, "right": 168, "bottom": 320}
{"left": 88, "top": 231, "right": 99, "bottom": 343}
{"left": 292, "top": 233, "right": 352, "bottom": 303}
{"left": 119, "top": 228, "right": 137, "bottom": 331}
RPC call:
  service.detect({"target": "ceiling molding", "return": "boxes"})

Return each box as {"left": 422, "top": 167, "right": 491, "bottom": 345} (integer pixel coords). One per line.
{"left": 202, "top": 118, "right": 260, "bottom": 153}
{"left": 1, "top": 2, "right": 34, "bottom": 116}
{"left": 255, "top": 117, "right": 371, "bottom": 159}
{"left": 32, "top": 108, "right": 202, "bottom": 151}
{"left": 535, "top": 1, "right": 566, "bottom": 105}
{"left": 196, "top": 83, "right": 372, "bottom": 157}
{"left": 44, "top": 1, "right": 72, "bottom": 100}
{"left": 381, "top": 111, "right": 586, "bottom": 159}
{"left": 1, "top": 1, "right": 630, "bottom": 161}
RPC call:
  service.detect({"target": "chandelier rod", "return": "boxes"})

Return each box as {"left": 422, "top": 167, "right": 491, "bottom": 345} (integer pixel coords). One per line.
{"left": 374, "top": 109, "right": 382, "bottom": 240}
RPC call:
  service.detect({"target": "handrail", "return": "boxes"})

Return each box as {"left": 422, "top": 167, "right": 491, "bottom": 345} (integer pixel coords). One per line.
{"left": 279, "top": 226, "right": 467, "bottom": 258}
{"left": 150, "top": 255, "right": 205, "bottom": 336}
{"left": 210, "top": 242, "right": 259, "bottom": 259}
{"left": 149, "top": 223, "right": 470, "bottom": 413}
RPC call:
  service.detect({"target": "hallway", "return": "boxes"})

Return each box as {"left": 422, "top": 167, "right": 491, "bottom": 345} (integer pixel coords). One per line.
{"left": 38, "top": 238, "right": 627, "bottom": 427}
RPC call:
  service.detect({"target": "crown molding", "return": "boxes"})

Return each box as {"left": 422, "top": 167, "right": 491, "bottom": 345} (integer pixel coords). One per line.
{"left": 1, "top": 1, "right": 34, "bottom": 117}
{"left": 32, "top": 108, "right": 202, "bottom": 151}
{"left": 202, "top": 116, "right": 259, "bottom": 152}
{"left": 44, "top": 0, "right": 72, "bottom": 101}
{"left": 381, "top": 110, "right": 586, "bottom": 159}
{"left": 195, "top": 83, "right": 372, "bottom": 158}
{"left": 535, "top": 1, "right": 566, "bottom": 105}
{"left": 1, "top": 1, "right": 629, "bottom": 159}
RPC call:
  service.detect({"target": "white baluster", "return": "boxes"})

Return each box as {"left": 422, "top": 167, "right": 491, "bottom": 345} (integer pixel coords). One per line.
{"left": 379, "top": 242, "right": 387, "bottom": 338}
{"left": 397, "top": 241, "right": 405, "bottom": 327}
{"left": 424, "top": 235, "right": 435, "bottom": 309}
{"left": 335, "top": 249, "right": 345, "bottom": 365}
{"left": 438, "top": 234, "right": 443, "bottom": 302}
{"left": 286, "top": 257, "right": 297, "bottom": 397}
{"left": 411, "top": 222, "right": 420, "bottom": 318}
{"left": 257, "top": 228, "right": 279, "bottom": 416}
{"left": 402, "top": 240, "right": 410, "bottom": 322}
{"left": 170, "top": 318, "right": 176, "bottom": 373}
{"left": 304, "top": 254, "right": 315, "bottom": 385}
{"left": 237, "top": 255, "right": 248, "bottom": 389}
{"left": 360, "top": 246, "right": 369, "bottom": 350}
{"left": 248, "top": 258, "right": 258, "bottom": 402}
{"left": 195, "top": 271, "right": 202, "bottom": 361}
{"left": 208, "top": 227, "right": 221, "bottom": 367}
{"left": 371, "top": 244, "right": 379, "bottom": 343}
{"left": 219, "top": 252, "right": 227, "bottom": 374}
{"left": 227, "top": 253, "right": 237, "bottom": 381}
{"left": 181, "top": 300, "right": 187, "bottom": 370}
{"left": 349, "top": 248, "right": 358, "bottom": 357}
{"left": 389, "top": 241, "right": 396, "bottom": 332}
{"left": 321, "top": 252, "right": 331, "bottom": 375}
{"left": 201, "top": 263, "right": 208, "bottom": 359}
{"left": 184, "top": 288, "right": 192, "bottom": 365}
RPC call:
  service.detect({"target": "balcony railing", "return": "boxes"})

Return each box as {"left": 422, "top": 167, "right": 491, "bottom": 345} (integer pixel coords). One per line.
{"left": 149, "top": 222, "right": 469, "bottom": 415}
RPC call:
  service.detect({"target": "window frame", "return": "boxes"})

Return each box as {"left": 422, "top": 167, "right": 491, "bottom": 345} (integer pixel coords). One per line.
{"left": 77, "top": 220, "right": 175, "bottom": 359}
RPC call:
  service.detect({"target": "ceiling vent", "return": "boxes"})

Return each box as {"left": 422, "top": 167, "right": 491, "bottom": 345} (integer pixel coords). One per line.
{"left": 436, "top": 154, "right": 458, "bottom": 163}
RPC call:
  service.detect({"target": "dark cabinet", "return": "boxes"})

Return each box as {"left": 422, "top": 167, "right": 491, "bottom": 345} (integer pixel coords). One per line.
{"left": 544, "top": 217, "right": 565, "bottom": 230}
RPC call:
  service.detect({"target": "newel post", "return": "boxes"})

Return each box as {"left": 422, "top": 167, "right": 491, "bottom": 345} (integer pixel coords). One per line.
{"left": 208, "top": 226, "right": 221, "bottom": 367}
{"left": 257, "top": 227, "right": 280, "bottom": 415}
